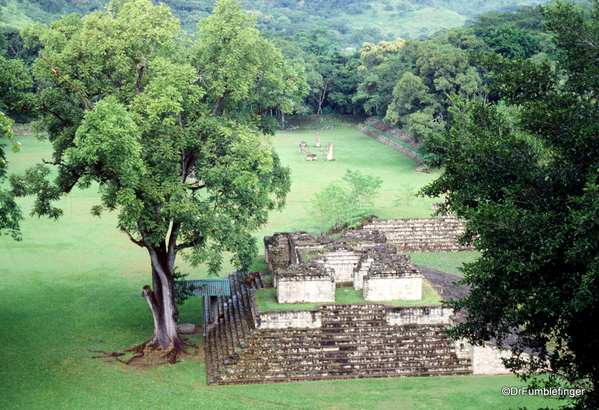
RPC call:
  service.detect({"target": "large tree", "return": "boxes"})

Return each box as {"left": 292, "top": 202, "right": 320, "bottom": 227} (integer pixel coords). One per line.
{"left": 421, "top": 1, "right": 599, "bottom": 407}
{"left": 16, "top": 0, "right": 305, "bottom": 361}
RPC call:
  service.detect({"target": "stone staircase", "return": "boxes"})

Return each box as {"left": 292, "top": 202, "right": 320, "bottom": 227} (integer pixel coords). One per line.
{"left": 205, "top": 272, "right": 472, "bottom": 385}
{"left": 362, "top": 218, "right": 473, "bottom": 252}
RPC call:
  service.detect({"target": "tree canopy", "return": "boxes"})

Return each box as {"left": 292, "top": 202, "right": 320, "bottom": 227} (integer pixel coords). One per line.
{"left": 421, "top": 1, "right": 599, "bottom": 407}
{"left": 15, "top": 0, "right": 306, "bottom": 361}
{"left": 0, "top": 112, "right": 22, "bottom": 241}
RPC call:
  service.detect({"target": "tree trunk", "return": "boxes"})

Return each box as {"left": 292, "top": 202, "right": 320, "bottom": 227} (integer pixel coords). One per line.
{"left": 280, "top": 111, "right": 285, "bottom": 130}
{"left": 140, "top": 245, "right": 183, "bottom": 362}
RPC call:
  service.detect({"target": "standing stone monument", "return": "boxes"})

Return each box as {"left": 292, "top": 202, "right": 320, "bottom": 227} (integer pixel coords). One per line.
{"left": 326, "top": 142, "right": 335, "bottom": 161}
{"left": 316, "top": 132, "right": 321, "bottom": 147}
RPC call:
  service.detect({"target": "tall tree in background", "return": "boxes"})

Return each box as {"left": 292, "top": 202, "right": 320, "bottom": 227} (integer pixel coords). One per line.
{"left": 16, "top": 0, "right": 305, "bottom": 361}
{"left": 384, "top": 37, "right": 483, "bottom": 141}
{"left": 421, "top": 1, "right": 599, "bottom": 407}
{"left": 0, "top": 112, "right": 22, "bottom": 241}
{"left": 354, "top": 38, "right": 406, "bottom": 116}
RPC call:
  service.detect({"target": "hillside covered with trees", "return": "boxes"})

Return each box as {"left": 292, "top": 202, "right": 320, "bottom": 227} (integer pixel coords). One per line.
{"left": 2, "top": 1, "right": 590, "bottom": 139}
{"left": 1, "top": 0, "right": 555, "bottom": 43}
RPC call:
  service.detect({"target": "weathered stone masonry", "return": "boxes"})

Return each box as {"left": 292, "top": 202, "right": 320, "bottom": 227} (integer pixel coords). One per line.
{"left": 362, "top": 218, "right": 473, "bottom": 253}
{"left": 203, "top": 219, "right": 521, "bottom": 385}
{"left": 266, "top": 229, "right": 425, "bottom": 303}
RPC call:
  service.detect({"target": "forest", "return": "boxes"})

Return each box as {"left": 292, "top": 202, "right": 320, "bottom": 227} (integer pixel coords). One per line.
{"left": 1, "top": 0, "right": 557, "bottom": 41}
{"left": 1, "top": 0, "right": 589, "bottom": 145}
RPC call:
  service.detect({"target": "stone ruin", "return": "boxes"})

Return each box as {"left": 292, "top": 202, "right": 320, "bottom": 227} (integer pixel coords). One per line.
{"left": 315, "top": 132, "right": 320, "bottom": 147}
{"left": 299, "top": 141, "right": 311, "bottom": 154}
{"left": 202, "top": 218, "right": 531, "bottom": 385}
{"left": 276, "top": 263, "right": 335, "bottom": 303}
{"left": 264, "top": 230, "right": 424, "bottom": 303}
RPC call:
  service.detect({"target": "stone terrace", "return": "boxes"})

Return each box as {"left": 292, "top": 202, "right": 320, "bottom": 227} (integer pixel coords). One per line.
{"left": 362, "top": 218, "right": 473, "bottom": 252}
{"left": 205, "top": 271, "right": 472, "bottom": 385}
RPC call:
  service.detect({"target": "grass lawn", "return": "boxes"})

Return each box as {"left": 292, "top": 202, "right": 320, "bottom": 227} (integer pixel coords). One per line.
{"left": 254, "top": 281, "right": 441, "bottom": 312}
{"left": 0, "top": 125, "right": 560, "bottom": 409}
{"left": 410, "top": 251, "right": 481, "bottom": 277}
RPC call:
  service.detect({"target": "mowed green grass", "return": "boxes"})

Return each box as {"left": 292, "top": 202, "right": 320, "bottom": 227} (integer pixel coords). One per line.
{"left": 0, "top": 129, "right": 558, "bottom": 409}
{"left": 254, "top": 281, "right": 441, "bottom": 311}
{"left": 410, "top": 251, "right": 481, "bottom": 277}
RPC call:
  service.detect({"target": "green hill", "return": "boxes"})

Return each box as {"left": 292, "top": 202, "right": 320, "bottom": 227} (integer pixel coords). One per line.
{"left": 1, "top": 0, "right": 553, "bottom": 45}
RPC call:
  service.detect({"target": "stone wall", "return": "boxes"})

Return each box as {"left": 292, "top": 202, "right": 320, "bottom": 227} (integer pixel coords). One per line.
{"left": 364, "top": 117, "right": 420, "bottom": 147}
{"left": 364, "top": 276, "right": 422, "bottom": 301}
{"left": 255, "top": 309, "right": 322, "bottom": 330}
{"left": 353, "top": 257, "right": 373, "bottom": 291}
{"left": 254, "top": 304, "right": 454, "bottom": 329}
{"left": 316, "top": 249, "right": 362, "bottom": 284}
{"left": 356, "top": 123, "right": 422, "bottom": 164}
{"left": 255, "top": 304, "right": 454, "bottom": 328}
{"left": 453, "top": 340, "right": 528, "bottom": 375}
{"left": 363, "top": 218, "right": 473, "bottom": 252}
{"left": 277, "top": 277, "right": 335, "bottom": 303}
{"left": 264, "top": 233, "right": 292, "bottom": 279}
{"left": 276, "top": 263, "right": 336, "bottom": 303}
{"left": 386, "top": 306, "right": 453, "bottom": 326}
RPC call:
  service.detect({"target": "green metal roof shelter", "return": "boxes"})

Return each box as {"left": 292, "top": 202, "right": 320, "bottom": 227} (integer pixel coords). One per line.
{"left": 184, "top": 279, "right": 231, "bottom": 296}
{"left": 180, "top": 279, "right": 230, "bottom": 335}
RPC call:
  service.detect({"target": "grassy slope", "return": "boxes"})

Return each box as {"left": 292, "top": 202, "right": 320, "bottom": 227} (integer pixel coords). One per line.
{"left": 0, "top": 129, "right": 558, "bottom": 409}
{"left": 0, "top": 0, "right": 36, "bottom": 29}
{"left": 346, "top": 6, "right": 467, "bottom": 41}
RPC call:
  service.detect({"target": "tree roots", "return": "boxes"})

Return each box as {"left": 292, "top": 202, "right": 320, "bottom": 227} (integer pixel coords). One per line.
{"left": 87, "top": 336, "right": 199, "bottom": 367}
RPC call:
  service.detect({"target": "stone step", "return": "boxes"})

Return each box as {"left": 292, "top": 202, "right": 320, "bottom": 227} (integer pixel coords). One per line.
{"left": 258, "top": 272, "right": 267, "bottom": 288}
{"left": 319, "top": 303, "right": 387, "bottom": 311}
{"left": 217, "top": 363, "right": 472, "bottom": 384}
{"left": 226, "top": 357, "right": 471, "bottom": 371}
{"left": 322, "top": 320, "right": 389, "bottom": 329}
{"left": 250, "top": 333, "right": 451, "bottom": 347}
{"left": 236, "top": 352, "right": 466, "bottom": 366}
{"left": 212, "top": 369, "right": 474, "bottom": 385}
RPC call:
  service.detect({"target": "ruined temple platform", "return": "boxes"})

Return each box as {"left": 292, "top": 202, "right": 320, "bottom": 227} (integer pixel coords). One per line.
{"left": 204, "top": 271, "right": 473, "bottom": 385}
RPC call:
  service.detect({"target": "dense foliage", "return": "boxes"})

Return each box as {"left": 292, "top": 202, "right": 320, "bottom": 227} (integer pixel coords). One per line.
{"left": 421, "top": 1, "right": 599, "bottom": 407}
{"left": 0, "top": 112, "right": 22, "bottom": 240}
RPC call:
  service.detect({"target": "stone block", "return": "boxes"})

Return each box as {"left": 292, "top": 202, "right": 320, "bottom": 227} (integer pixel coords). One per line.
{"left": 276, "top": 263, "right": 335, "bottom": 303}
{"left": 364, "top": 276, "right": 422, "bottom": 301}
{"left": 177, "top": 323, "right": 196, "bottom": 334}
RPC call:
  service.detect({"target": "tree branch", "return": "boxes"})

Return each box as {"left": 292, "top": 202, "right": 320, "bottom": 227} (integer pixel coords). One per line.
{"left": 135, "top": 51, "right": 148, "bottom": 96}
{"left": 211, "top": 95, "right": 224, "bottom": 116}
{"left": 39, "top": 53, "right": 91, "bottom": 111}
{"left": 167, "top": 222, "right": 180, "bottom": 270}
{"left": 175, "top": 235, "right": 205, "bottom": 252}
{"left": 121, "top": 225, "right": 145, "bottom": 247}
{"left": 255, "top": 105, "right": 280, "bottom": 116}
{"left": 39, "top": 105, "right": 67, "bottom": 127}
